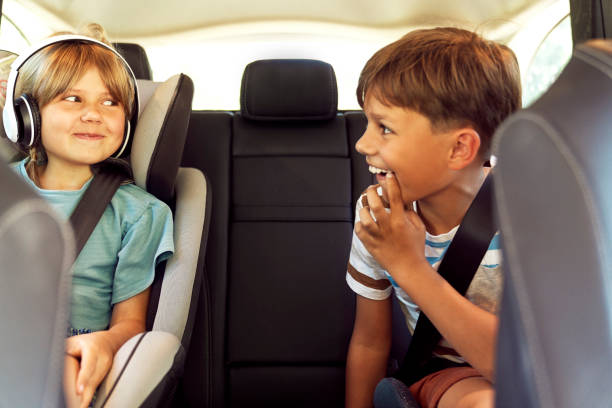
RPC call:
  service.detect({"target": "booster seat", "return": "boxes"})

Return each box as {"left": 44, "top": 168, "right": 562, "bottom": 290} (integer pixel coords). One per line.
{"left": 93, "top": 72, "right": 211, "bottom": 407}
{"left": 0, "top": 60, "right": 209, "bottom": 406}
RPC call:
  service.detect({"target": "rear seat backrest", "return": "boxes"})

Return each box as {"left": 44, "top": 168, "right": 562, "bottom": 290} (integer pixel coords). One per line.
{"left": 229, "top": 59, "right": 353, "bottom": 407}
{"left": 180, "top": 59, "right": 373, "bottom": 407}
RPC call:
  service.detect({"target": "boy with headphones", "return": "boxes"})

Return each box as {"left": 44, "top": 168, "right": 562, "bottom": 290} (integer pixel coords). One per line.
{"left": 3, "top": 24, "right": 174, "bottom": 408}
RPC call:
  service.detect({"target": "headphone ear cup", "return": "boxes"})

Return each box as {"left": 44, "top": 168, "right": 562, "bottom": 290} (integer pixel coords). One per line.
{"left": 125, "top": 118, "right": 130, "bottom": 140}
{"left": 112, "top": 118, "right": 131, "bottom": 158}
{"left": 15, "top": 94, "right": 41, "bottom": 147}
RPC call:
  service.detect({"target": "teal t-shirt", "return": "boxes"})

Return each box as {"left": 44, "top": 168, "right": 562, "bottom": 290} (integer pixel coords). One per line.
{"left": 14, "top": 159, "right": 174, "bottom": 332}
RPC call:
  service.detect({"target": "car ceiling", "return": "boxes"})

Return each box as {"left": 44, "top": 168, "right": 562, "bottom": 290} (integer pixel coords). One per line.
{"left": 28, "top": 0, "right": 555, "bottom": 38}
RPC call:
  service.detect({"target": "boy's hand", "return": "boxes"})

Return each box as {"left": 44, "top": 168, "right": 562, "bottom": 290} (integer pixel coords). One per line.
{"left": 356, "top": 173, "right": 428, "bottom": 276}
{"left": 65, "top": 331, "right": 114, "bottom": 408}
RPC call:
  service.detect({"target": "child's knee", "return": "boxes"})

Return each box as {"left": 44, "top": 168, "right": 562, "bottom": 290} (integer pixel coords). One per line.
{"left": 438, "top": 376, "right": 494, "bottom": 408}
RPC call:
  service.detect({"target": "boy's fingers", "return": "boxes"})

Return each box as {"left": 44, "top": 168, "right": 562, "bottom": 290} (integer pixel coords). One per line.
{"left": 365, "top": 185, "right": 387, "bottom": 221}
{"left": 357, "top": 206, "right": 376, "bottom": 232}
{"left": 406, "top": 209, "right": 425, "bottom": 230}
{"left": 384, "top": 173, "right": 403, "bottom": 212}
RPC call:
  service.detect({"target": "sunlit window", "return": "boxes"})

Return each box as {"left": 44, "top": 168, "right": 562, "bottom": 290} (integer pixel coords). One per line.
{"left": 140, "top": 23, "right": 404, "bottom": 111}
{"left": 0, "top": 13, "right": 30, "bottom": 54}
{"left": 522, "top": 15, "right": 573, "bottom": 107}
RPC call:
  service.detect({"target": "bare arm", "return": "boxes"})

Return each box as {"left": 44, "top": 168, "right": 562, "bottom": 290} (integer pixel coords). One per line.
{"left": 391, "top": 263, "right": 497, "bottom": 380}
{"left": 64, "top": 288, "right": 150, "bottom": 408}
{"left": 346, "top": 294, "right": 392, "bottom": 408}
{"left": 356, "top": 175, "right": 497, "bottom": 381}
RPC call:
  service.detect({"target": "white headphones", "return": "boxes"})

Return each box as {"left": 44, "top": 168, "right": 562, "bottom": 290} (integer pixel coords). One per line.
{"left": 2, "top": 34, "right": 139, "bottom": 158}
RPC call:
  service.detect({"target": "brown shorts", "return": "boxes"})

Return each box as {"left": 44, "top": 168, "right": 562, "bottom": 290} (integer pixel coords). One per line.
{"left": 408, "top": 366, "right": 482, "bottom": 408}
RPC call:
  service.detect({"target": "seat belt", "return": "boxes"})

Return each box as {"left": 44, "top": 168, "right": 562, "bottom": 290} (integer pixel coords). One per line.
{"left": 69, "top": 169, "right": 125, "bottom": 256}
{"left": 394, "top": 172, "right": 496, "bottom": 385}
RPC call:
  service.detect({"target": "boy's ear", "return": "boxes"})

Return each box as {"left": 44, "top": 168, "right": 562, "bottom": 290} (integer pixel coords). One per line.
{"left": 448, "top": 128, "right": 481, "bottom": 170}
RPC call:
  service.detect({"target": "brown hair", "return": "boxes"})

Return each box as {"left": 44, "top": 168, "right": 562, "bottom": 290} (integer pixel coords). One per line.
{"left": 357, "top": 27, "right": 521, "bottom": 158}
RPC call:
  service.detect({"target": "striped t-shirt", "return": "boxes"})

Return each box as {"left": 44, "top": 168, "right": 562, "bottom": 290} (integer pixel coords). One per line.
{"left": 346, "top": 187, "right": 502, "bottom": 362}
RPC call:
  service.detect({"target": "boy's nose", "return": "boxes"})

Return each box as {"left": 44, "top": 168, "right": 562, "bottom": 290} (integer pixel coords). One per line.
{"left": 355, "top": 126, "right": 378, "bottom": 156}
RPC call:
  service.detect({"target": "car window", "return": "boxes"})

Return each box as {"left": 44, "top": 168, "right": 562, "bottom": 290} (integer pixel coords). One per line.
{"left": 522, "top": 15, "right": 572, "bottom": 107}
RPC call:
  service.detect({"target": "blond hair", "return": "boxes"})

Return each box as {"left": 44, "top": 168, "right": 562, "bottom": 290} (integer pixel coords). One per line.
{"left": 16, "top": 23, "right": 135, "bottom": 180}
{"left": 16, "top": 23, "right": 134, "bottom": 117}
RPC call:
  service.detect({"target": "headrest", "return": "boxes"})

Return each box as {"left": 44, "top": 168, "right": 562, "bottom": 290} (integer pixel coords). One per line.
{"left": 240, "top": 59, "right": 338, "bottom": 121}
{"left": 131, "top": 74, "right": 194, "bottom": 204}
{"left": 114, "top": 42, "right": 153, "bottom": 80}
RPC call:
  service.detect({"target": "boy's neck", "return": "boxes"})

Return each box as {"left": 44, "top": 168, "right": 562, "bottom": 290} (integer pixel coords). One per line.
{"left": 34, "top": 160, "right": 94, "bottom": 191}
{"left": 416, "top": 166, "right": 489, "bottom": 236}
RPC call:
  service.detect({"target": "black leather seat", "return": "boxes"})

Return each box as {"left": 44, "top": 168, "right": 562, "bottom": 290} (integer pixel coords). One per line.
{"left": 181, "top": 59, "right": 373, "bottom": 407}
{"left": 493, "top": 39, "right": 612, "bottom": 408}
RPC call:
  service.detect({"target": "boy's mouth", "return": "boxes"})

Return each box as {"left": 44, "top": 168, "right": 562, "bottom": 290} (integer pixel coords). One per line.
{"left": 368, "top": 165, "right": 392, "bottom": 177}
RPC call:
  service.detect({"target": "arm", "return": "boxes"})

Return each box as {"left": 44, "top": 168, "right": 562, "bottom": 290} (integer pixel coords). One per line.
{"left": 346, "top": 294, "right": 392, "bottom": 408}
{"left": 392, "top": 264, "right": 497, "bottom": 380}
{"left": 64, "top": 288, "right": 150, "bottom": 408}
{"left": 356, "top": 175, "right": 497, "bottom": 381}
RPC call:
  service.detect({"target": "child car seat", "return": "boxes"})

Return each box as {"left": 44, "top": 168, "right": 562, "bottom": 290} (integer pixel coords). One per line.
{"left": 91, "top": 73, "right": 211, "bottom": 407}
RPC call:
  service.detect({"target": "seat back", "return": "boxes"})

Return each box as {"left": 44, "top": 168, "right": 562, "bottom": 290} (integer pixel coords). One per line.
{"left": 229, "top": 59, "right": 353, "bottom": 407}
{"left": 181, "top": 59, "right": 372, "bottom": 407}
{"left": 493, "top": 40, "right": 612, "bottom": 407}
{"left": 0, "top": 160, "right": 73, "bottom": 408}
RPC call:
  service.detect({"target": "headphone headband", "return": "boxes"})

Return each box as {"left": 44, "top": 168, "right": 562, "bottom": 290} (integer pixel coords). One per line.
{"left": 2, "top": 34, "right": 139, "bottom": 158}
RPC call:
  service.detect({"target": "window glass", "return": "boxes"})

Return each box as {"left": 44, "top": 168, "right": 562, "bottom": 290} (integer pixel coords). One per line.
{"left": 142, "top": 24, "right": 403, "bottom": 110}
{"left": 522, "top": 15, "right": 572, "bottom": 107}
{"left": 0, "top": 16, "right": 26, "bottom": 107}
{"left": 0, "top": 14, "right": 30, "bottom": 52}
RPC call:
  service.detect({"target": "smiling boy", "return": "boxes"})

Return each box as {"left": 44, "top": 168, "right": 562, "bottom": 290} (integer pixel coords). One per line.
{"left": 345, "top": 28, "right": 521, "bottom": 408}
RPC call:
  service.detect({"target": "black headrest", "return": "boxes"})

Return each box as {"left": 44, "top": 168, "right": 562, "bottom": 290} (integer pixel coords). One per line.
{"left": 114, "top": 42, "right": 153, "bottom": 80}
{"left": 240, "top": 59, "right": 338, "bottom": 121}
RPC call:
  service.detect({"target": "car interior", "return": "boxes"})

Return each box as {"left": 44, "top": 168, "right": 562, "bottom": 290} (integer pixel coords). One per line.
{"left": 0, "top": 0, "right": 611, "bottom": 407}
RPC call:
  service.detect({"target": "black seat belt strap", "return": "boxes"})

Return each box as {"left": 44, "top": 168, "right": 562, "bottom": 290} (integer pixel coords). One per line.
{"left": 394, "top": 173, "right": 496, "bottom": 385}
{"left": 69, "top": 171, "right": 123, "bottom": 257}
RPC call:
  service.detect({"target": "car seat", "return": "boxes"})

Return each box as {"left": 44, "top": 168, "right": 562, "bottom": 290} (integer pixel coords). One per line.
{"left": 0, "top": 159, "right": 73, "bottom": 408}
{"left": 90, "top": 72, "right": 212, "bottom": 408}
{"left": 180, "top": 58, "right": 373, "bottom": 407}
{"left": 493, "top": 39, "right": 612, "bottom": 407}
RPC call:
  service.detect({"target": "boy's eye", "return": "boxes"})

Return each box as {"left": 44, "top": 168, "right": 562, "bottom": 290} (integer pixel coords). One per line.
{"left": 64, "top": 95, "right": 80, "bottom": 102}
{"left": 102, "top": 99, "right": 118, "bottom": 106}
{"left": 380, "top": 125, "right": 392, "bottom": 135}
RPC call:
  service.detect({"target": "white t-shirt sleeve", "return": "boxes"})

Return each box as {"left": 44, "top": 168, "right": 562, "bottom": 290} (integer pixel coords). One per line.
{"left": 346, "top": 193, "right": 392, "bottom": 300}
